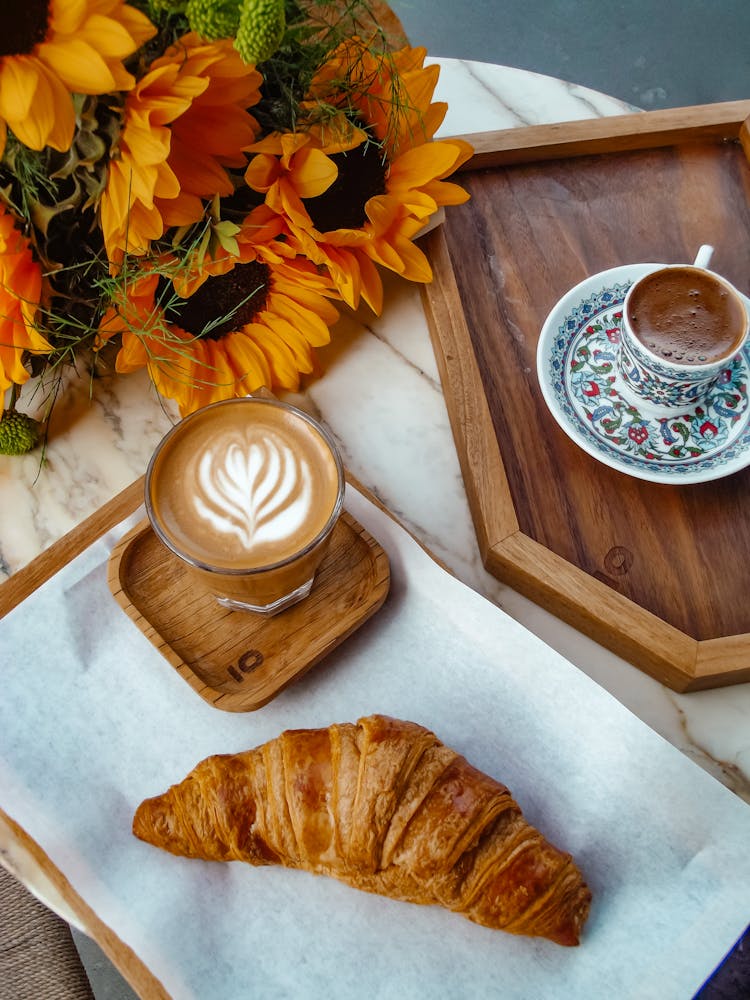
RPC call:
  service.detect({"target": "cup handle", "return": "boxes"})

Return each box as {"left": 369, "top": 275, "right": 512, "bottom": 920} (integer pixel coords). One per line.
{"left": 693, "top": 244, "right": 714, "bottom": 269}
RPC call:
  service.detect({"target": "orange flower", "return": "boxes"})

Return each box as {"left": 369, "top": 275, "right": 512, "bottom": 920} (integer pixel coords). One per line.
{"left": 98, "top": 212, "right": 339, "bottom": 415}
{"left": 99, "top": 62, "right": 207, "bottom": 264}
{"left": 100, "top": 33, "right": 262, "bottom": 264}
{"left": 306, "top": 39, "right": 447, "bottom": 159}
{"left": 150, "top": 34, "right": 262, "bottom": 228}
{"left": 0, "top": 204, "right": 50, "bottom": 399}
{"left": 243, "top": 41, "right": 472, "bottom": 313}
{"left": 0, "top": 0, "right": 155, "bottom": 156}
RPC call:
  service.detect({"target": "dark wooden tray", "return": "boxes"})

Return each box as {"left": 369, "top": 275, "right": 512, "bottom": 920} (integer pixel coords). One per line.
{"left": 421, "top": 100, "right": 750, "bottom": 692}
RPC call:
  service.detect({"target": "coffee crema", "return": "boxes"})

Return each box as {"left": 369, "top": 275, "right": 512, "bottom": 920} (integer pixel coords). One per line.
{"left": 627, "top": 266, "right": 747, "bottom": 365}
{"left": 148, "top": 399, "right": 342, "bottom": 571}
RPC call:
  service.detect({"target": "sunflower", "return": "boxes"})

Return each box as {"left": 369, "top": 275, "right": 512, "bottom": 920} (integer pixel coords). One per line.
{"left": 97, "top": 211, "right": 339, "bottom": 415}
{"left": 0, "top": 0, "right": 156, "bottom": 157}
{"left": 149, "top": 33, "right": 263, "bottom": 229}
{"left": 0, "top": 203, "right": 50, "bottom": 400}
{"left": 100, "top": 33, "right": 262, "bottom": 265}
{"left": 306, "top": 39, "right": 447, "bottom": 160}
{"left": 98, "top": 61, "right": 206, "bottom": 265}
{"left": 243, "top": 40, "right": 472, "bottom": 312}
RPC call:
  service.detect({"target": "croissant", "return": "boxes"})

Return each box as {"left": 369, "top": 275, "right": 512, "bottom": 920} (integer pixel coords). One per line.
{"left": 133, "top": 714, "right": 591, "bottom": 946}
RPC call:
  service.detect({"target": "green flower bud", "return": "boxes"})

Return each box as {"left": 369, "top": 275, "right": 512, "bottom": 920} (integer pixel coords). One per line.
{"left": 185, "top": 0, "right": 241, "bottom": 40}
{"left": 234, "top": 0, "right": 285, "bottom": 64}
{"left": 0, "top": 410, "right": 41, "bottom": 456}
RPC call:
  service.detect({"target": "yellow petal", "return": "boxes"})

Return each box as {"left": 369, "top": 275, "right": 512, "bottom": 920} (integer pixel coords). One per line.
{"left": 379, "top": 233, "right": 433, "bottom": 283}
{"left": 289, "top": 148, "right": 338, "bottom": 199}
{"left": 354, "top": 250, "right": 383, "bottom": 315}
{"left": 388, "top": 143, "right": 467, "bottom": 190}
{"left": 261, "top": 314, "right": 315, "bottom": 371}
{"left": 244, "top": 154, "right": 280, "bottom": 192}
{"left": 157, "top": 192, "right": 206, "bottom": 228}
{"left": 226, "top": 331, "right": 273, "bottom": 389}
{"left": 116, "top": 5, "right": 159, "bottom": 48}
{"left": 246, "top": 324, "right": 300, "bottom": 389}
{"left": 115, "top": 332, "right": 149, "bottom": 372}
{"left": 37, "top": 38, "right": 116, "bottom": 94}
{"left": 0, "top": 338, "right": 30, "bottom": 387}
{"left": 4, "top": 61, "right": 75, "bottom": 152}
{"left": 49, "top": 0, "right": 87, "bottom": 35}
{"left": 419, "top": 179, "right": 471, "bottom": 207}
{"left": 78, "top": 14, "right": 141, "bottom": 59}
{"left": 267, "top": 294, "right": 333, "bottom": 348}
{"left": 247, "top": 133, "right": 285, "bottom": 155}
{"left": 0, "top": 57, "right": 39, "bottom": 123}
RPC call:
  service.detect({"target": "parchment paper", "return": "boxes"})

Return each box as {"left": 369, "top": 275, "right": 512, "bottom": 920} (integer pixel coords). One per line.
{"left": 1, "top": 486, "right": 749, "bottom": 999}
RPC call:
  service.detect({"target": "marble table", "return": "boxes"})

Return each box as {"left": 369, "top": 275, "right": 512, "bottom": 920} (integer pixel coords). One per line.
{"left": 1, "top": 57, "right": 748, "bottom": 990}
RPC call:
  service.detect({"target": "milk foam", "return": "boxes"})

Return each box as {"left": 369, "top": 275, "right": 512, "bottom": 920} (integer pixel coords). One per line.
{"left": 192, "top": 429, "right": 314, "bottom": 551}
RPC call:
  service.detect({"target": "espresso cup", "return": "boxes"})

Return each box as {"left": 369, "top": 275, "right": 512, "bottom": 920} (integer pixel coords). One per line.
{"left": 145, "top": 396, "right": 345, "bottom": 615}
{"left": 618, "top": 246, "right": 749, "bottom": 411}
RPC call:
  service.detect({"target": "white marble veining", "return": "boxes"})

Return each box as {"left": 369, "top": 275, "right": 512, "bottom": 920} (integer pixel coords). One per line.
{"left": 1, "top": 55, "right": 748, "bottom": 841}
{"left": 430, "top": 58, "right": 640, "bottom": 136}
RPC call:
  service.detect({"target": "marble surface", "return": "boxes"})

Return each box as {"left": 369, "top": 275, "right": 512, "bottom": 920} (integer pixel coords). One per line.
{"left": 1, "top": 56, "right": 748, "bottom": 911}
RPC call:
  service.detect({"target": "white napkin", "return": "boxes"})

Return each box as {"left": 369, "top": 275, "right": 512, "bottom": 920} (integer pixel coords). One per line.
{"left": 1, "top": 486, "right": 749, "bottom": 999}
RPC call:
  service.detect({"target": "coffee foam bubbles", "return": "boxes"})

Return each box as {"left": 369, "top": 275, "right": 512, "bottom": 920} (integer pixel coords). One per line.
{"left": 192, "top": 429, "right": 313, "bottom": 551}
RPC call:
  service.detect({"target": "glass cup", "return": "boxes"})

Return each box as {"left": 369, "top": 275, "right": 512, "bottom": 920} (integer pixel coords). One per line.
{"left": 617, "top": 246, "right": 750, "bottom": 411}
{"left": 145, "top": 396, "right": 345, "bottom": 615}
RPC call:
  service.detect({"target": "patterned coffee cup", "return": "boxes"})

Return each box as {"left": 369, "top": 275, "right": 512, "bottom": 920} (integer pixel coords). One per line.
{"left": 617, "top": 246, "right": 749, "bottom": 411}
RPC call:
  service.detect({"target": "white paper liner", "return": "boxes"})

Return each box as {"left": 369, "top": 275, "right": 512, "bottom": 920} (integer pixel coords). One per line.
{"left": 1, "top": 486, "right": 749, "bottom": 999}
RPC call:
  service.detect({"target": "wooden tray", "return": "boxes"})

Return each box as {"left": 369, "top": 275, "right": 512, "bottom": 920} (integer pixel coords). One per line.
{"left": 421, "top": 100, "right": 750, "bottom": 693}
{"left": 107, "top": 510, "right": 390, "bottom": 711}
{"left": 0, "top": 472, "right": 396, "bottom": 998}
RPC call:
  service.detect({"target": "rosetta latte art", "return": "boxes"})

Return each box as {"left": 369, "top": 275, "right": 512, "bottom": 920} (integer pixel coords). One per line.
{"left": 192, "top": 431, "right": 314, "bottom": 550}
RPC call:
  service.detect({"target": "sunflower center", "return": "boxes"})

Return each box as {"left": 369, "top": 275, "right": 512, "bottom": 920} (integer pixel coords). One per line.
{"left": 304, "top": 140, "right": 387, "bottom": 232}
{"left": 162, "top": 262, "right": 271, "bottom": 340}
{"left": 0, "top": 0, "right": 50, "bottom": 56}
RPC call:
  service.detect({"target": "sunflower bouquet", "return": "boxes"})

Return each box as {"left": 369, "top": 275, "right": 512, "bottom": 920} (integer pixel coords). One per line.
{"left": 0, "top": 0, "right": 472, "bottom": 455}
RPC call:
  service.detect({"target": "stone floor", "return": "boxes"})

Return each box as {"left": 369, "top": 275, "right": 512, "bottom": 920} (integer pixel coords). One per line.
{"left": 65, "top": 2, "right": 750, "bottom": 997}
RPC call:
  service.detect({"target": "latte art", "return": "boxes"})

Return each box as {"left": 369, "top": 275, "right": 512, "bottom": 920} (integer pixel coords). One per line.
{"left": 147, "top": 397, "right": 343, "bottom": 611}
{"left": 193, "top": 432, "right": 313, "bottom": 551}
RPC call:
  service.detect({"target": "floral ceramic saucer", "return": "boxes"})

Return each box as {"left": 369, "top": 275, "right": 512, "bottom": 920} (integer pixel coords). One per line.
{"left": 537, "top": 264, "right": 750, "bottom": 484}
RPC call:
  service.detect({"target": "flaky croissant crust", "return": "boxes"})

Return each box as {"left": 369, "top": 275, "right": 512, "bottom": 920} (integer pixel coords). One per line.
{"left": 133, "top": 714, "right": 591, "bottom": 945}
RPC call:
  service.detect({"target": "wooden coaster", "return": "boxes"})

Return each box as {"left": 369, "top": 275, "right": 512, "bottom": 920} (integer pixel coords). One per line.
{"left": 107, "top": 511, "right": 390, "bottom": 711}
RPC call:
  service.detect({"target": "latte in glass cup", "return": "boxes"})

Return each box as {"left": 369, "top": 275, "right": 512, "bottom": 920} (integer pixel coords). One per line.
{"left": 146, "top": 397, "right": 344, "bottom": 614}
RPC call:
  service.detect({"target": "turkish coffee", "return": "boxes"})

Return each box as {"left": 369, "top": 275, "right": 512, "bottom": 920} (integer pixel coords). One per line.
{"left": 627, "top": 266, "right": 747, "bottom": 366}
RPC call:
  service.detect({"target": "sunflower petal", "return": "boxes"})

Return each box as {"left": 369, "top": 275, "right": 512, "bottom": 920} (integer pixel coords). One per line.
{"left": 289, "top": 148, "right": 338, "bottom": 199}
{"left": 78, "top": 14, "right": 143, "bottom": 59}
{"left": 245, "top": 154, "right": 281, "bottom": 194}
{"left": 37, "top": 38, "right": 117, "bottom": 94}
{"left": 267, "top": 293, "right": 333, "bottom": 348}
{"left": 246, "top": 323, "right": 301, "bottom": 390}
{"left": 225, "top": 331, "right": 273, "bottom": 391}
{"left": 116, "top": 4, "right": 159, "bottom": 48}
{"left": 48, "top": 0, "right": 88, "bottom": 35}
{"left": 387, "top": 142, "right": 468, "bottom": 191}
{"left": 0, "top": 58, "right": 39, "bottom": 123}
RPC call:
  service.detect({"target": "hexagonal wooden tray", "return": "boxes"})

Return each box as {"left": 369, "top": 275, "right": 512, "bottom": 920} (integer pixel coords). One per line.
{"left": 421, "top": 101, "right": 750, "bottom": 692}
